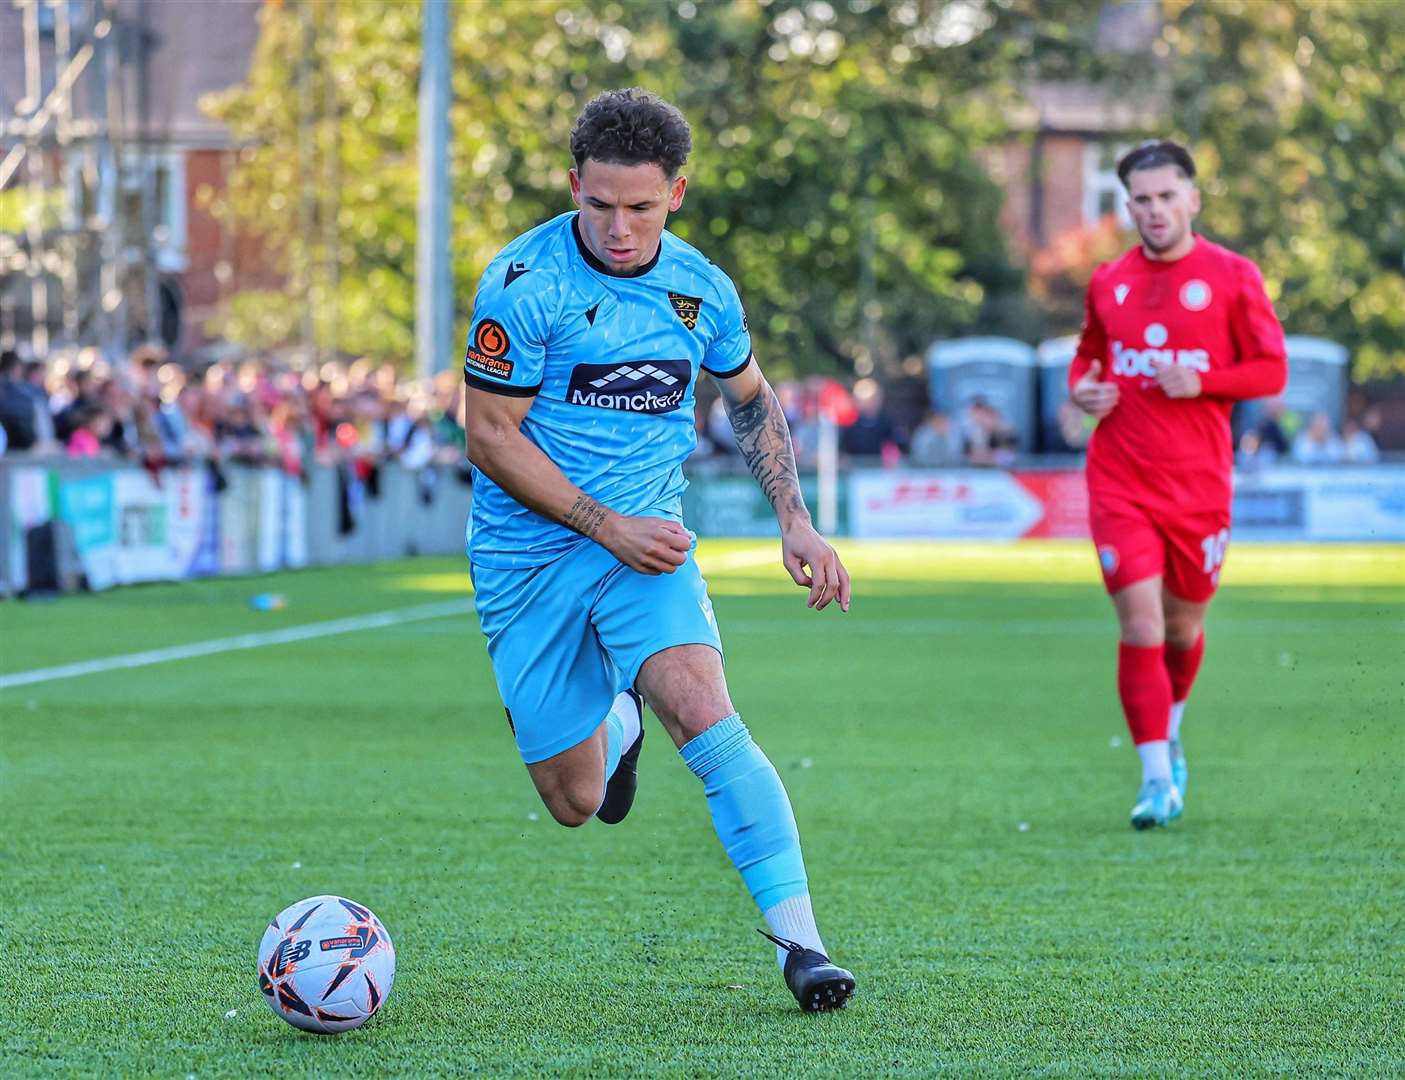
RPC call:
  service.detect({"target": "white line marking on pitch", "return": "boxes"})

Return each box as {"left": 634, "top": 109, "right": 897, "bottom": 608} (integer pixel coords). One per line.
{"left": 0, "top": 598, "right": 475, "bottom": 690}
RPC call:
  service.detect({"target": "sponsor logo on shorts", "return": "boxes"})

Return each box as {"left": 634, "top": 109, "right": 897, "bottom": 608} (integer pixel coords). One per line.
{"left": 1180, "top": 279, "right": 1212, "bottom": 311}
{"left": 1099, "top": 545, "right": 1120, "bottom": 575}
{"left": 566, "top": 360, "right": 690, "bottom": 414}
{"left": 668, "top": 292, "right": 703, "bottom": 330}
{"left": 465, "top": 319, "right": 514, "bottom": 380}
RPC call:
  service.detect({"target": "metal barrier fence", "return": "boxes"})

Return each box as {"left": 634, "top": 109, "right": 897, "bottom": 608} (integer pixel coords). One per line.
{"left": 4, "top": 456, "right": 1401, "bottom": 596}
{"left": 1, "top": 457, "right": 472, "bottom": 596}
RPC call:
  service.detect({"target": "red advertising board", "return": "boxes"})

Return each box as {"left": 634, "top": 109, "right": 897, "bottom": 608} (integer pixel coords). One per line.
{"left": 1013, "top": 470, "right": 1090, "bottom": 538}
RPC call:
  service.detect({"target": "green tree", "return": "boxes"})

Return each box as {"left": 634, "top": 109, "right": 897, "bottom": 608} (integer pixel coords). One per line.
{"left": 204, "top": 0, "right": 1098, "bottom": 376}
{"left": 1163, "top": 0, "right": 1405, "bottom": 382}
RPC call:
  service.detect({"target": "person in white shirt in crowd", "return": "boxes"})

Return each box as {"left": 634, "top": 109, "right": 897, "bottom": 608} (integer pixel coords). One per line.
{"left": 1291, "top": 411, "right": 1346, "bottom": 465}
{"left": 1341, "top": 412, "right": 1381, "bottom": 464}
{"left": 908, "top": 408, "right": 963, "bottom": 466}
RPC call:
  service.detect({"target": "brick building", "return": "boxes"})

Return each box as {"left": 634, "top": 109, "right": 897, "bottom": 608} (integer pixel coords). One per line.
{"left": 0, "top": 0, "right": 262, "bottom": 356}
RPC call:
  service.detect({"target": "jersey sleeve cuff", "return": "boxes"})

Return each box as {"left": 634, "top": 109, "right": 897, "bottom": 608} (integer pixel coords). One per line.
{"left": 463, "top": 370, "right": 541, "bottom": 397}
{"left": 705, "top": 352, "right": 754, "bottom": 380}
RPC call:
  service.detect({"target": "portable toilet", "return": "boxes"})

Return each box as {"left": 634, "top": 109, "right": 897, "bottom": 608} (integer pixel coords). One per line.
{"left": 926, "top": 337, "right": 1038, "bottom": 453}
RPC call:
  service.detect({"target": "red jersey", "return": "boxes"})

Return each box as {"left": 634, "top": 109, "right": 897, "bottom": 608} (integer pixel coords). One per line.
{"left": 1070, "top": 237, "right": 1287, "bottom": 513}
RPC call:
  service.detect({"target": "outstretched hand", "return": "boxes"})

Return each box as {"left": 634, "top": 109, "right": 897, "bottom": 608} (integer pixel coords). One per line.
{"left": 780, "top": 521, "right": 851, "bottom": 612}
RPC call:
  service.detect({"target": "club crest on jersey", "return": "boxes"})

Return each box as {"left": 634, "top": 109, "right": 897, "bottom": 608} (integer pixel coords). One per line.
{"left": 566, "top": 359, "right": 690, "bottom": 414}
{"left": 464, "top": 319, "right": 514, "bottom": 380}
{"left": 1180, "top": 279, "right": 1211, "bottom": 311}
{"left": 668, "top": 292, "right": 702, "bottom": 331}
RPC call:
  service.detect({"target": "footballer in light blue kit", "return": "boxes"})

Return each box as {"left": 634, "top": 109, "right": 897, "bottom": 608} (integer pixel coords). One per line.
{"left": 463, "top": 89, "right": 855, "bottom": 1012}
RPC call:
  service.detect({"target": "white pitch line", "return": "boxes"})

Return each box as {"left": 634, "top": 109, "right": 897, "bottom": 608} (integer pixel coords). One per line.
{"left": 0, "top": 598, "right": 475, "bottom": 691}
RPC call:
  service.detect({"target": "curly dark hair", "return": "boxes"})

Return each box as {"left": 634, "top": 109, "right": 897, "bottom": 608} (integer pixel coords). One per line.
{"left": 569, "top": 88, "right": 692, "bottom": 178}
{"left": 1117, "top": 139, "right": 1197, "bottom": 187}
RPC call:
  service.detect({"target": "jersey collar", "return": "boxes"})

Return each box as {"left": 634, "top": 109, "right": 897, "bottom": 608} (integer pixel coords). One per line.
{"left": 571, "top": 213, "right": 662, "bottom": 278}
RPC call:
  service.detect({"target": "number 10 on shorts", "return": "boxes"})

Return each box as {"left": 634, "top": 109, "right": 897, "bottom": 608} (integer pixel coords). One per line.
{"left": 1200, "top": 528, "right": 1230, "bottom": 574}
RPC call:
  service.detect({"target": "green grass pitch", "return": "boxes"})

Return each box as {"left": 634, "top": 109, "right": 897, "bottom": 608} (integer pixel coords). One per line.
{"left": 2, "top": 540, "right": 1402, "bottom": 1077}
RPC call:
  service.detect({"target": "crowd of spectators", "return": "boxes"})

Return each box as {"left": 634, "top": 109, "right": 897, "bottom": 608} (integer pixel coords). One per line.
{"left": 694, "top": 376, "right": 1024, "bottom": 468}
{"left": 0, "top": 346, "right": 1386, "bottom": 473}
{"left": 0, "top": 346, "right": 468, "bottom": 480}
{"left": 1237, "top": 397, "right": 1381, "bottom": 467}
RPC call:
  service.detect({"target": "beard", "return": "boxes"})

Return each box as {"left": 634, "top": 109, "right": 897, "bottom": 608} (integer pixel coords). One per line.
{"left": 1139, "top": 222, "right": 1186, "bottom": 254}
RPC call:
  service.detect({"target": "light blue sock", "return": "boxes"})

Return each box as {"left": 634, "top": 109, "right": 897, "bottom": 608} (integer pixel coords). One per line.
{"left": 679, "top": 714, "right": 808, "bottom": 911}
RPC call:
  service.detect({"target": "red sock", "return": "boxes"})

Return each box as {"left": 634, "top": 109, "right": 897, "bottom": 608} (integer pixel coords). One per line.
{"left": 1118, "top": 642, "right": 1172, "bottom": 745}
{"left": 1164, "top": 633, "right": 1205, "bottom": 705}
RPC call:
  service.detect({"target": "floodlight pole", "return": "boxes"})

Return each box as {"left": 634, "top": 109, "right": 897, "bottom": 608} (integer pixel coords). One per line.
{"left": 415, "top": 0, "right": 453, "bottom": 380}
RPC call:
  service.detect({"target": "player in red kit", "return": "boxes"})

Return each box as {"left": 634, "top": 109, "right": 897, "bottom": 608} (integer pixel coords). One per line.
{"left": 1068, "top": 140, "right": 1287, "bottom": 829}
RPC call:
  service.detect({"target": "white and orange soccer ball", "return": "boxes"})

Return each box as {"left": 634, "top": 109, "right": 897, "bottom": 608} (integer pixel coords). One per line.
{"left": 257, "top": 894, "right": 395, "bottom": 1033}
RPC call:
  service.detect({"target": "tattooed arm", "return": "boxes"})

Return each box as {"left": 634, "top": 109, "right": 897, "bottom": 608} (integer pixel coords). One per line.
{"left": 722, "top": 370, "right": 811, "bottom": 529}
{"left": 714, "top": 358, "right": 851, "bottom": 611}
{"left": 463, "top": 384, "right": 689, "bottom": 574}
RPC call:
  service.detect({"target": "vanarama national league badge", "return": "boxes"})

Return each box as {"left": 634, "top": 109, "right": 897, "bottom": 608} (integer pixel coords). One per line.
{"left": 465, "top": 319, "right": 514, "bottom": 380}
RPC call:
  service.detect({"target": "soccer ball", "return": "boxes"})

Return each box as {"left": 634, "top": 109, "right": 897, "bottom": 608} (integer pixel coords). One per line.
{"left": 257, "top": 894, "right": 395, "bottom": 1034}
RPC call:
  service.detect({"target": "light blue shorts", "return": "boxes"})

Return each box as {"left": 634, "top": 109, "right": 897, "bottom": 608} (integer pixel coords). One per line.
{"left": 470, "top": 539, "right": 723, "bottom": 764}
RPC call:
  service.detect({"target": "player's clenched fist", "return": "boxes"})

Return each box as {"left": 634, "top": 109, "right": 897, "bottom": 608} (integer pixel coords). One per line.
{"left": 1153, "top": 359, "right": 1202, "bottom": 399}
{"left": 601, "top": 515, "right": 691, "bottom": 575}
{"left": 1071, "top": 361, "right": 1120, "bottom": 419}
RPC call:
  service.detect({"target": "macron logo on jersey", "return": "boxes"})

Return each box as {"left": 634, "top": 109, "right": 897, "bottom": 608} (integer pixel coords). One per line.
{"left": 567, "top": 360, "right": 690, "bottom": 414}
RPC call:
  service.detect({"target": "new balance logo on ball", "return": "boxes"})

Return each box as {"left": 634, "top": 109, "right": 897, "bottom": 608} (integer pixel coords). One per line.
{"left": 567, "top": 359, "right": 691, "bottom": 414}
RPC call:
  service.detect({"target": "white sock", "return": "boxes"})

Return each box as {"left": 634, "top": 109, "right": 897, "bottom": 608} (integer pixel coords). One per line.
{"left": 1137, "top": 740, "right": 1171, "bottom": 784}
{"left": 1168, "top": 701, "right": 1186, "bottom": 742}
{"left": 612, "top": 690, "right": 642, "bottom": 749}
{"left": 762, "top": 893, "right": 826, "bottom": 970}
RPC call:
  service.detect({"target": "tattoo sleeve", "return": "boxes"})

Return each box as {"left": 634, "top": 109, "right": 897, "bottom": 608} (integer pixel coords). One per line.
{"left": 563, "top": 494, "right": 609, "bottom": 539}
{"left": 725, "top": 385, "right": 809, "bottom": 523}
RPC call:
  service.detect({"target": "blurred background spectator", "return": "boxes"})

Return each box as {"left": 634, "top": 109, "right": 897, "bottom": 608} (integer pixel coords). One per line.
{"left": 841, "top": 378, "right": 903, "bottom": 463}
{"left": 1291, "top": 412, "right": 1345, "bottom": 465}
{"left": 1, "top": 350, "right": 43, "bottom": 452}
{"left": 1252, "top": 398, "right": 1294, "bottom": 463}
{"left": 908, "top": 409, "right": 963, "bottom": 466}
{"left": 1342, "top": 411, "right": 1381, "bottom": 464}
{"left": 962, "top": 397, "right": 1019, "bottom": 466}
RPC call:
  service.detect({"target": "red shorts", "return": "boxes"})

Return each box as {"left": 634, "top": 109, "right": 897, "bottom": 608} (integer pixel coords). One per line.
{"left": 1088, "top": 491, "right": 1231, "bottom": 602}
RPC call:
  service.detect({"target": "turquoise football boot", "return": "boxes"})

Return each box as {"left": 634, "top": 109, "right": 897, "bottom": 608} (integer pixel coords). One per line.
{"left": 1169, "top": 739, "right": 1187, "bottom": 819}
{"left": 1130, "top": 777, "right": 1182, "bottom": 830}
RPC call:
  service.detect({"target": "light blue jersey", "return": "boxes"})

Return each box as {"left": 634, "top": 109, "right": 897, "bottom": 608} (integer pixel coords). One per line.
{"left": 463, "top": 211, "right": 752, "bottom": 569}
